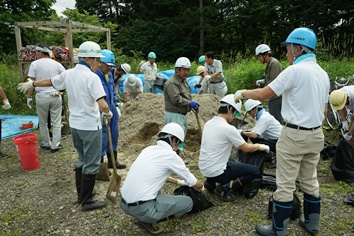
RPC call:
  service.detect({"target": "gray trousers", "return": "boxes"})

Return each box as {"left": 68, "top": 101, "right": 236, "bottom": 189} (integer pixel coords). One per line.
{"left": 120, "top": 194, "right": 193, "bottom": 223}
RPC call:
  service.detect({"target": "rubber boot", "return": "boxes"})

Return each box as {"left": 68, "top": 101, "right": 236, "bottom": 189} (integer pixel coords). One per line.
{"left": 204, "top": 179, "right": 216, "bottom": 193}
{"left": 74, "top": 167, "right": 82, "bottom": 204}
{"left": 299, "top": 193, "right": 320, "bottom": 235}
{"left": 255, "top": 199, "right": 292, "bottom": 236}
{"left": 107, "top": 151, "right": 126, "bottom": 169}
{"left": 215, "top": 184, "right": 236, "bottom": 202}
{"left": 81, "top": 174, "right": 107, "bottom": 211}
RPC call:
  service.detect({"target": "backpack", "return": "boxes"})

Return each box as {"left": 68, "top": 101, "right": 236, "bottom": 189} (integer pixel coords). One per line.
{"left": 174, "top": 186, "right": 213, "bottom": 214}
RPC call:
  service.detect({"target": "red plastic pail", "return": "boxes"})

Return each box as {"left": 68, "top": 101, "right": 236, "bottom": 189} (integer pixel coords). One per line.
{"left": 13, "top": 133, "right": 40, "bottom": 171}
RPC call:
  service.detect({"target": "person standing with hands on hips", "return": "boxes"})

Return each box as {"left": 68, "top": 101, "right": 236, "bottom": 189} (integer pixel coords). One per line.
{"left": 235, "top": 28, "right": 329, "bottom": 235}
{"left": 164, "top": 57, "right": 199, "bottom": 135}
{"left": 18, "top": 41, "right": 113, "bottom": 212}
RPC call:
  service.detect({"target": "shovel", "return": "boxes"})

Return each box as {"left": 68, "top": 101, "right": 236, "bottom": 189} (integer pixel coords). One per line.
{"left": 96, "top": 155, "right": 110, "bottom": 182}
{"left": 192, "top": 108, "right": 202, "bottom": 137}
{"left": 105, "top": 118, "right": 122, "bottom": 204}
{"left": 62, "top": 91, "right": 71, "bottom": 135}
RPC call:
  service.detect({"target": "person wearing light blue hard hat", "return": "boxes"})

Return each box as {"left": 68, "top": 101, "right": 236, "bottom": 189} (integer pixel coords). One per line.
{"left": 137, "top": 51, "right": 162, "bottom": 93}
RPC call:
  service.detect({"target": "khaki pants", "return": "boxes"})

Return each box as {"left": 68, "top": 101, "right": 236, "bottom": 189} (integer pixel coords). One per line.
{"left": 274, "top": 126, "right": 323, "bottom": 202}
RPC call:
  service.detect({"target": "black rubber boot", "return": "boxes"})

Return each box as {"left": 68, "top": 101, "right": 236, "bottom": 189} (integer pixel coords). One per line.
{"left": 255, "top": 199, "right": 292, "bottom": 236}
{"left": 299, "top": 193, "right": 320, "bottom": 235}
{"left": 74, "top": 167, "right": 82, "bottom": 204}
{"left": 81, "top": 174, "right": 107, "bottom": 211}
{"left": 215, "top": 184, "right": 236, "bottom": 202}
{"left": 107, "top": 151, "right": 126, "bottom": 169}
{"left": 204, "top": 179, "right": 216, "bottom": 193}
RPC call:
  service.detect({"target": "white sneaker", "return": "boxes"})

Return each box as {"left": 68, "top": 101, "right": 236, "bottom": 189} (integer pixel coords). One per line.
{"left": 2, "top": 104, "right": 11, "bottom": 110}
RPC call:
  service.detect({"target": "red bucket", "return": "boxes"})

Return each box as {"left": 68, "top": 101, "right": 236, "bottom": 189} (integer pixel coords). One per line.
{"left": 13, "top": 133, "right": 40, "bottom": 171}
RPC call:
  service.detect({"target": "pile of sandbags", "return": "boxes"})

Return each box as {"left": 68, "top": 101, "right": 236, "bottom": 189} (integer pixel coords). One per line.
{"left": 18, "top": 45, "right": 70, "bottom": 61}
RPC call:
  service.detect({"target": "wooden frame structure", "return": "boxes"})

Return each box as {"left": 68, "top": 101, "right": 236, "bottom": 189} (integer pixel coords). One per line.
{"left": 15, "top": 20, "right": 111, "bottom": 78}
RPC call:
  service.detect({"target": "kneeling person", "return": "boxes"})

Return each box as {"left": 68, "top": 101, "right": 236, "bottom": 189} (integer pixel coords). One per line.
{"left": 120, "top": 123, "right": 204, "bottom": 234}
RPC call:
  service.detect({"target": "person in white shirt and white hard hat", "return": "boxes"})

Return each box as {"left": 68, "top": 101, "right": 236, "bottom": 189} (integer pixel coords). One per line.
{"left": 123, "top": 74, "right": 143, "bottom": 102}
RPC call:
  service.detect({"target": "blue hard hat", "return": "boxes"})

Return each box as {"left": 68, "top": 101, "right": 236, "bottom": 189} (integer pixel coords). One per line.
{"left": 101, "top": 49, "right": 116, "bottom": 66}
{"left": 282, "top": 27, "right": 317, "bottom": 50}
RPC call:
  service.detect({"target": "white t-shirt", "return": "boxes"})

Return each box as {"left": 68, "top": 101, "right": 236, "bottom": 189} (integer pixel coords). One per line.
{"left": 28, "top": 58, "right": 65, "bottom": 93}
{"left": 123, "top": 78, "right": 143, "bottom": 94}
{"left": 198, "top": 116, "right": 245, "bottom": 177}
{"left": 121, "top": 141, "right": 197, "bottom": 203}
{"left": 253, "top": 110, "right": 281, "bottom": 140}
{"left": 269, "top": 57, "right": 329, "bottom": 128}
{"left": 340, "top": 85, "right": 354, "bottom": 112}
{"left": 140, "top": 61, "right": 157, "bottom": 82}
{"left": 51, "top": 64, "right": 106, "bottom": 130}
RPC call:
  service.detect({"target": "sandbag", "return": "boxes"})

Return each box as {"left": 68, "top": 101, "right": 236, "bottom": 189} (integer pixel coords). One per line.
{"left": 174, "top": 186, "right": 213, "bottom": 214}
{"left": 330, "top": 138, "right": 354, "bottom": 185}
{"left": 268, "top": 192, "right": 302, "bottom": 220}
{"left": 261, "top": 173, "right": 300, "bottom": 191}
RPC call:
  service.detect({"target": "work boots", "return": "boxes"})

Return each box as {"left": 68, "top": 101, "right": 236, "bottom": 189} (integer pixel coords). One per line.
{"left": 299, "top": 193, "right": 320, "bottom": 235}
{"left": 255, "top": 199, "right": 292, "bottom": 236}
{"left": 81, "top": 174, "right": 107, "bottom": 211}
{"left": 107, "top": 151, "right": 126, "bottom": 169}
{"left": 215, "top": 184, "right": 236, "bottom": 202}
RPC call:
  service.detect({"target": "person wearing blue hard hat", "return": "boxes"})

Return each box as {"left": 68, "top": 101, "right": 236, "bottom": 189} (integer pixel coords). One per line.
{"left": 235, "top": 28, "right": 329, "bottom": 235}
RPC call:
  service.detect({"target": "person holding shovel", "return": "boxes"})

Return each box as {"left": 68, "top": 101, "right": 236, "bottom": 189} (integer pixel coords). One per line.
{"left": 95, "top": 49, "right": 126, "bottom": 170}
{"left": 234, "top": 28, "right": 329, "bottom": 235}
{"left": 120, "top": 122, "right": 204, "bottom": 235}
{"left": 18, "top": 41, "right": 113, "bottom": 211}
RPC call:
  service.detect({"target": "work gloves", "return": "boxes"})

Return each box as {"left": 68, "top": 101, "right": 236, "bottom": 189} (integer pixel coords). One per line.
{"left": 255, "top": 79, "right": 265, "bottom": 87}
{"left": 342, "top": 121, "right": 349, "bottom": 131}
{"left": 102, "top": 110, "right": 113, "bottom": 120}
{"left": 27, "top": 98, "right": 33, "bottom": 109}
{"left": 18, "top": 78, "right": 34, "bottom": 94}
{"left": 343, "top": 133, "right": 352, "bottom": 141}
{"left": 188, "top": 100, "right": 199, "bottom": 110}
{"left": 258, "top": 144, "right": 270, "bottom": 153}
{"left": 234, "top": 90, "right": 246, "bottom": 102}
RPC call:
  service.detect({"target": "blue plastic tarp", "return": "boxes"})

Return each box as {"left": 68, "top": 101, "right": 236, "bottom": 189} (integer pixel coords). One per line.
{"left": 0, "top": 115, "right": 39, "bottom": 140}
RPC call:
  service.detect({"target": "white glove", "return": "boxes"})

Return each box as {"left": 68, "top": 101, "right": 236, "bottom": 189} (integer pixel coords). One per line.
{"left": 204, "top": 75, "right": 211, "bottom": 82}
{"left": 343, "top": 133, "right": 352, "bottom": 141}
{"left": 102, "top": 110, "right": 113, "bottom": 120}
{"left": 177, "top": 179, "right": 186, "bottom": 186}
{"left": 342, "top": 121, "right": 349, "bottom": 131}
{"left": 18, "top": 78, "right": 34, "bottom": 94}
{"left": 27, "top": 97, "right": 33, "bottom": 109}
{"left": 50, "top": 92, "right": 61, "bottom": 97}
{"left": 234, "top": 90, "right": 246, "bottom": 102}
{"left": 258, "top": 144, "right": 270, "bottom": 153}
{"left": 255, "top": 79, "right": 265, "bottom": 86}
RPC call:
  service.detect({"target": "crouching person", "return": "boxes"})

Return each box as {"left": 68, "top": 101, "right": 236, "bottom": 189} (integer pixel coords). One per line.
{"left": 120, "top": 123, "right": 204, "bottom": 234}
{"left": 198, "top": 95, "right": 270, "bottom": 202}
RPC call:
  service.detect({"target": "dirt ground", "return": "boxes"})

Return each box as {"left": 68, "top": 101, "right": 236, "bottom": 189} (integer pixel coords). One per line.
{"left": 0, "top": 93, "right": 353, "bottom": 235}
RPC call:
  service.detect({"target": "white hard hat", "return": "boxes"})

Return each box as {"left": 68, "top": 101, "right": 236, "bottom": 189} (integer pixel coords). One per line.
{"left": 175, "top": 57, "right": 191, "bottom": 68}
{"left": 255, "top": 44, "right": 271, "bottom": 56}
{"left": 244, "top": 99, "right": 262, "bottom": 112}
{"left": 78, "top": 41, "right": 104, "bottom": 58}
{"left": 121, "top": 63, "right": 131, "bottom": 73}
{"left": 159, "top": 122, "right": 185, "bottom": 142}
{"left": 220, "top": 94, "right": 242, "bottom": 112}
{"left": 197, "top": 66, "right": 204, "bottom": 75}
{"left": 127, "top": 75, "right": 137, "bottom": 87}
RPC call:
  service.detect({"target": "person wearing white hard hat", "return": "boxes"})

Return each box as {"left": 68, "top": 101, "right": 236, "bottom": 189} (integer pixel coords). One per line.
{"left": 25, "top": 42, "right": 66, "bottom": 153}
{"left": 242, "top": 99, "right": 281, "bottom": 154}
{"left": 204, "top": 51, "right": 228, "bottom": 97}
{"left": 120, "top": 122, "right": 204, "bottom": 235}
{"left": 111, "top": 63, "right": 131, "bottom": 93}
{"left": 235, "top": 28, "right": 329, "bottom": 236}
{"left": 123, "top": 74, "right": 143, "bottom": 101}
{"left": 198, "top": 94, "right": 270, "bottom": 202}
{"left": 137, "top": 51, "right": 162, "bottom": 93}
{"left": 18, "top": 41, "right": 113, "bottom": 212}
{"left": 329, "top": 87, "right": 354, "bottom": 148}
{"left": 255, "top": 44, "right": 283, "bottom": 124}
{"left": 164, "top": 57, "right": 200, "bottom": 135}
{"left": 95, "top": 49, "right": 126, "bottom": 170}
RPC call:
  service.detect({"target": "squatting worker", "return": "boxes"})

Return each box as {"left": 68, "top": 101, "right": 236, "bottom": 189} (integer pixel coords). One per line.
{"left": 123, "top": 74, "right": 143, "bottom": 102}
{"left": 95, "top": 49, "right": 126, "bottom": 169}
{"left": 329, "top": 86, "right": 354, "bottom": 149}
{"left": 163, "top": 57, "right": 199, "bottom": 134}
{"left": 120, "top": 123, "right": 204, "bottom": 235}
{"left": 18, "top": 41, "right": 114, "bottom": 212}
{"left": 198, "top": 95, "right": 270, "bottom": 202}
{"left": 235, "top": 28, "right": 329, "bottom": 235}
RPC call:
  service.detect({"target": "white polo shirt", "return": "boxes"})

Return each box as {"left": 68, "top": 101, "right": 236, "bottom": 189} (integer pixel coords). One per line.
{"left": 204, "top": 59, "right": 225, "bottom": 83}
{"left": 121, "top": 141, "right": 198, "bottom": 203}
{"left": 51, "top": 64, "right": 106, "bottom": 130}
{"left": 140, "top": 61, "right": 158, "bottom": 82}
{"left": 269, "top": 57, "right": 329, "bottom": 128}
{"left": 253, "top": 110, "right": 281, "bottom": 140}
{"left": 123, "top": 78, "right": 143, "bottom": 94}
{"left": 198, "top": 116, "right": 245, "bottom": 177}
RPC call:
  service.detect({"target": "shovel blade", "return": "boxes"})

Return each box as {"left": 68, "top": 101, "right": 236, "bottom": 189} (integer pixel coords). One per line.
{"left": 106, "top": 172, "right": 122, "bottom": 204}
{"left": 96, "top": 163, "right": 110, "bottom": 182}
